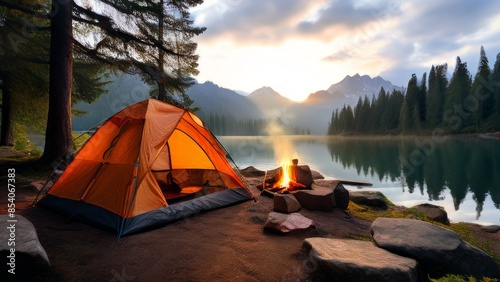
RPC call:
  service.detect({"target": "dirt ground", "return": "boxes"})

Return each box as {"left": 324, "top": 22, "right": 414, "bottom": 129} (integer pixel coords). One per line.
{"left": 1, "top": 149, "right": 499, "bottom": 281}
{"left": 1, "top": 171, "right": 375, "bottom": 281}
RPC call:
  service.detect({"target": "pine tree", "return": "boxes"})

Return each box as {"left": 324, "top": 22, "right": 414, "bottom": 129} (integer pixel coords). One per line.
{"left": 405, "top": 74, "right": 419, "bottom": 130}
{"left": 418, "top": 72, "right": 427, "bottom": 123}
{"left": 345, "top": 105, "right": 354, "bottom": 133}
{"left": 375, "top": 87, "right": 388, "bottom": 132}
{"left": 0, "top": 0, "right": 50, "bottom": 145}
{"left": 426, "top": 65, "right": 437, "bottom": 127}
{"left": 354, "top": 96, "right": 364, "bottom": 133}
{"left": 72, "top": 0, "right": 205, "bottom": 110}
{"left": 491, "top": 53, "right": 500, "bottom": 129}
{"left": 399, "top": 97, "right": 411, "bottom": 133}
{"left": 444, "top": 56, "right": 472, "bottom": 132}
{"left": 388, "top": 89, "right": 404, "bottom": 130}
{"left": 470, "top": 46, "right": 493, "bottom": 128}
{"left": 427, "top": 64, "right": 448, "bottom": 128}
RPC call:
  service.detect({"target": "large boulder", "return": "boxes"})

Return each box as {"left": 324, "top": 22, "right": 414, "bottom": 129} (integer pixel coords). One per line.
{"left": 371, "top": 218, "right": 500, "bottom": 279}
{"left": 349, "top": 190, "right": 389, "bottom": 210}
{"left": 311, "top": 180, "right": 349, "bottom": 210}
{"left": 1, "top": 214, "right": 51, "bottom": 281}
{"left": 263, "top": 212, "right": 314, "bottom": 233}
{"left": 303, "top": 238, "right": 418, "bottom": 282}
{"left": 273, "top": 193, "right": 301, "bottom": 213}
{"left": 411, "top": 203, "right": 450, "bottom": 225}
{"left": 292, "top": 188, "right": 335, "bottom": 211}
{"left": 333, "top": 183, "right": 349, "bottom": 210}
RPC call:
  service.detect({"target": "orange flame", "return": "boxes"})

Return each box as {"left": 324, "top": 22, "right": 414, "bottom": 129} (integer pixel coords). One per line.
{"left": 278, "top": 161, "right": 292, "bottom": 187}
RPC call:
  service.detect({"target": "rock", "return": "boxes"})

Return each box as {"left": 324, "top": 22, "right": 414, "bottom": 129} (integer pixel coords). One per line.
{"left": 273, "top": 193, "right": 301, "bottom": 213}
{"left": 291, "top": 164, "right": 314, "bottom": 188}
{"left": 311, "top": 180, "right": 349, "bottom": 210}
{"left": 239, "top": 166, "right": 266, "bottom": 177}
{"left": 349, "top": 190, "right": 389, "bottom": 210}
{"left": 1, "top": 215, "right": 51, "bottom": 281}
{"left": 303, "top": 238, "right": 418, "bottom": 282}
{"left": 481, "top": 225, "right": 500, "bottom": 233}
{"left": 411, "top": 203, "right": 450, "bottom": 225}
{"left": 333, "top": 183, "right": 349, "bottom": 210}
{"left": 311, "top": 179, "right": 339, "bottom": 189}
{"left": 371, "top": 218, "right": 500, "bottom": 279}
{"left": 263, "top": 212, "right": 314, "bottom": 233}
{"left": 310, "top": 170, "right": 325, "bottom": 180}
{"left": 292, "top": 188, "right": 335, "bottom": 211}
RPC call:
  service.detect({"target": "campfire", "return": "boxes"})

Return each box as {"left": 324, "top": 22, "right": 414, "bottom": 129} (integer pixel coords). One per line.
{"left": 260, "top": 159, "right": 314, "bottom": 193}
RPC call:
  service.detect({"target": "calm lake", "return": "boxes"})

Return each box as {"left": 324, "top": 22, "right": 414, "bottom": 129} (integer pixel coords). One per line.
{"left": 219, "top": 135, "right": 500, "bottom": 226}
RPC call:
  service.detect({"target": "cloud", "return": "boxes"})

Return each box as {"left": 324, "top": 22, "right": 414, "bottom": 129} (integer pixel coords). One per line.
{"left": 192, "top": 0, "right": 324, "bottom": 43}
{"left": 297, "top": 0, "right": 402, "bottom": 34}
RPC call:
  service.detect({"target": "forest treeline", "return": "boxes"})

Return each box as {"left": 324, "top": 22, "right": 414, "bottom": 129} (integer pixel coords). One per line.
{"left": 199, "top": 113, "right": 311, "bottom": 136}
{"left": 328, "top": 46, "right": 500, "bottom": 135}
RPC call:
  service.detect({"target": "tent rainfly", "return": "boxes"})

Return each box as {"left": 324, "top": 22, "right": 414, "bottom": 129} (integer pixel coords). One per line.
{"left": 37, "top": 99, "right": 252, "bottom": 237}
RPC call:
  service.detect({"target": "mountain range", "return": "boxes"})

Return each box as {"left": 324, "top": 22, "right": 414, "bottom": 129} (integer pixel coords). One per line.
{"left": 73, "top": 73, "right": 403, "bottom": 134}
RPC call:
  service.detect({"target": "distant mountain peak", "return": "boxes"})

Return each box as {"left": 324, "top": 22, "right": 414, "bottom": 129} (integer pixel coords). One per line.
{"left": 251, "top": 86, "right": 280, "bottom": 95}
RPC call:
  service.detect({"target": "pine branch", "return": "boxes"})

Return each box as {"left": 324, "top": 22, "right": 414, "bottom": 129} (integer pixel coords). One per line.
{"left": 0, "top": 0, "right": 49, "bottom": 19}
{"left": 73, "top": 2, "right": 180, "bottom": 56}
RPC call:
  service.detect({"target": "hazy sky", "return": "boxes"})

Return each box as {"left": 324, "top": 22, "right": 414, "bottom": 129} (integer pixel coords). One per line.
{"left": 190, "top": 0, "right": 500, "bottom": 101}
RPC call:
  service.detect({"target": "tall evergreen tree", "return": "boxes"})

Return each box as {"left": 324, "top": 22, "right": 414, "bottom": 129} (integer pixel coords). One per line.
{"left": 362, "top": 95, "right": 371, "bottom": 131}
{"left": 0, "top": 0, "right": 50, "bottom": 145}
{"left": 73, "top": 0, "right": 205, "bottom": 110}
{"left": 470, "top": 46, "right": 493, "bottom": 128}
{"left": 353, "top": 96, "right": 364, "bottom": 133}
{"left": 375, "top": 87, "right": 388, "bottom": 131}
{"left": 444, "top": 56, "right": 472, "bottom": 132}
{"left": 387, "top": 89, "right": 404, "bottom": 130}
{"left": 405, "top": 74, "right": 419, "bottom": 129}
{"left": 491, "top": 53, "right": 500, "bottom": 129}
{"left": 41, "top": 0, "right": 74, "bottom": 163}
{"left": 426, "top": 64, "right": 448, "bottom": 128}
{"left": 426, "top": 65, "right": 436, "bottom": 127}
{"left": 418, "top": 72, "right": 427, "bottom": 123}
{"left": 493, "top": 53, "right": 500, "bottom": 115}
{"left": 399, "top": 97, "right": 411, "bottom": 133}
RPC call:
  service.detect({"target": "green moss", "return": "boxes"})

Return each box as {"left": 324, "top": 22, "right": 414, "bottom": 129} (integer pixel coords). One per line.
{"left": 431, "top": 274, "right": 498, "bottom": 282}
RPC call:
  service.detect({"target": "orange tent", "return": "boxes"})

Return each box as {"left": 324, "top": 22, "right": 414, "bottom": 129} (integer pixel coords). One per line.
{"left": 38, "top": 99, "right": 252, "bottom": 236}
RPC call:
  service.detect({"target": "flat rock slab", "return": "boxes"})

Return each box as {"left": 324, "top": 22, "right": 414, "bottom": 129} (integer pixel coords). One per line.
{"left": 303, "top": 238, "right": 418, "bottom": 282}
{"left": 264, "top": 212, "right": 314, "bottom": 233}
{"left": 1, "top": 214, "right": 51, "bottom": 280}
{"left": 371, "top": 218, "right": 500, "bottom": 279}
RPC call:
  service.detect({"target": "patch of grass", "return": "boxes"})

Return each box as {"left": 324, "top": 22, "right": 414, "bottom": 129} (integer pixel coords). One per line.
{"left": 13, "top": 123, "right": 43, "bottom": 157}
{"left": 347, "top": 201, "right": 420, "bottom": 222}
{"left": 447, "top": 223, "right": 500, "bottom": 265}
{"left": 431, "top": 274, "right": 498, "bottom": 282}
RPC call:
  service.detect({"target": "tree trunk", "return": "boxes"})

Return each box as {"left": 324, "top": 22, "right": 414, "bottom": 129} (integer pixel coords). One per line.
{"left": 40, "top": 0, "right": 73, "bottom": 164}
{"left": 157, "top": 0, "right": 165, "bottom": 101}
{"left": 0, "top": 74, "right": 14, "bottom": 146}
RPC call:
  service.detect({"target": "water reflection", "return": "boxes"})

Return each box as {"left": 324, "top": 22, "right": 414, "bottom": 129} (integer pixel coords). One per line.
{"left": 326, "top": 136, "right": 500, "bottom": 220}
{"left": 220, "top": 136, "right": 500, "bottom": 223}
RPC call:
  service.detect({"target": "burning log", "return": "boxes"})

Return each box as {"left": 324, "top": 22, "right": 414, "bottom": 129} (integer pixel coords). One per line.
{"left": 285, "top": 180, "right": 306, "bottom": 191}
